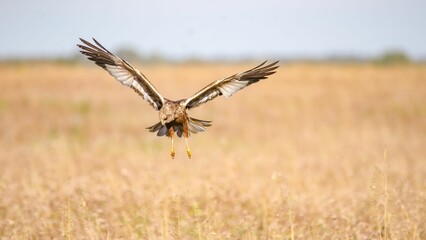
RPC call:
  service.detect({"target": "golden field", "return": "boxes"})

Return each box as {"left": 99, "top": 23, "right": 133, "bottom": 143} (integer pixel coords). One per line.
{"left": 0, "top": 62, "right": 425, "bottom": 239}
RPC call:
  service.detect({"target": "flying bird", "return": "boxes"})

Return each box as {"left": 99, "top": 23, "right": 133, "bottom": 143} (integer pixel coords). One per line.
{"left": 77, "top": 38, "right": 279, "bottom": 159}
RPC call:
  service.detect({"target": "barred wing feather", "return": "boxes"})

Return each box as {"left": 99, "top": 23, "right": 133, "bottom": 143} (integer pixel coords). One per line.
{"left": 77, "top": 38, "right": 164, "bottom": 110}
{"left": 184, "top": 61, "right": 279, "bottom": 109}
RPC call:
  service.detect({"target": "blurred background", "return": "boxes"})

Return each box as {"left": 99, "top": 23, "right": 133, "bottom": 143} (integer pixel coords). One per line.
{"left": 1, "top": 0, "right": 426, "bottom": 62}
{"left": 1, "top": 0, "right": 426, "bottom": 239}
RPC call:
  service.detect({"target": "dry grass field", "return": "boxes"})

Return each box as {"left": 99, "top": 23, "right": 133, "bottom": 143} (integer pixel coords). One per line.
{"left": 0, "top": 62, "right": 425, "bottom": 239}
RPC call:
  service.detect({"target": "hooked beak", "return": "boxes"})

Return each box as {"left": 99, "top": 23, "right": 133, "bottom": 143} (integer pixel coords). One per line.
{"left": 160, "top": 117, "right": 167, "bottom": 125}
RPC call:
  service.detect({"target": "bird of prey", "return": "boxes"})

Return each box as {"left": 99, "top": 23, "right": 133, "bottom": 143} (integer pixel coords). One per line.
{"left": 77, "top": 38, "right": 279, "bottom": 159}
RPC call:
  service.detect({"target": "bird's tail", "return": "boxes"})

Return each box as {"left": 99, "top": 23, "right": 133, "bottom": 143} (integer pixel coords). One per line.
{"left": 146, "top": 117, "right": 212, "bottom": 138}
{"left": 146, "top": 122, "right": 168, "bottom": 137}
{"left": 187, "top": 117, "right": 212, "bottom": 134}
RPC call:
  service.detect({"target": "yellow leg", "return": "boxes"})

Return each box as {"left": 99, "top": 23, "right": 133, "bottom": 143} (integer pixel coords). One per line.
{"left": 185, "top": 137, "right": 192, "bottom": 159}
{"left": 168, "top": 127, "right": 176, "bottom": 159}
{"left": 170, "top": 135, "right": 175, "bottom": 159}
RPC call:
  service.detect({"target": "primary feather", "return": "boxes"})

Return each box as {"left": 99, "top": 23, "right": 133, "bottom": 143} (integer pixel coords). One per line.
{"left": 184, "top": 61, "right": 279, "bottom": 109}
{"left": 77, "top": 38, "right": 164, "bottom": 110}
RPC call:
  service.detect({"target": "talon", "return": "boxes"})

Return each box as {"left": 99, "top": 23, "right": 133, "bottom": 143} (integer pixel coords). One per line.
{"left": 184, "top": 137, "right": 191, "bottom": 159}
{"left": 169, "top": 131, "right": 175, "bottom": 159}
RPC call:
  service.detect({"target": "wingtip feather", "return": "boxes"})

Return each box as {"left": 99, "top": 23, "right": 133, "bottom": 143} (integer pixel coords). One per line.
{"left": 92, "top": 38, "right": 110, "bottom": 53}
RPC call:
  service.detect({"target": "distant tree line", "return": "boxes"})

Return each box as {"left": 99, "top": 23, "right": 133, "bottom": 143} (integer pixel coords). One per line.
{"left": 373, "top": 50, "right": 411, "bottom": 65}
{"left": 0, "top": 48, "right": 420, "bottom": 65}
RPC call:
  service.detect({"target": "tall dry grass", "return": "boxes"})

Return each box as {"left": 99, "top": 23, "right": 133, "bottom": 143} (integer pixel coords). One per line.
{"left": 0, "top": 62, "right": 425, "bottom": 239}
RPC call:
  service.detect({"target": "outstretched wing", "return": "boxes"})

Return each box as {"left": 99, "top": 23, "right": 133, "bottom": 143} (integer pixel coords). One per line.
{"left": 183, "top": 61, "right": 279, "bottom": 109}
{"left": 77, "top": 38, "right": 164, "bottom": 110}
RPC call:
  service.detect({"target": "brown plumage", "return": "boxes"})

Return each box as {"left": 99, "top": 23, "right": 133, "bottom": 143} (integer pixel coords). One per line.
{"left": 77, "top": 38, "right": 279, "bottom": 158}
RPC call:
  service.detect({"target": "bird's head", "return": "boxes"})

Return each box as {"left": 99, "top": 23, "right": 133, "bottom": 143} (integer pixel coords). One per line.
{"left": 160, "top": 112, "right": 174, "bottom": 125}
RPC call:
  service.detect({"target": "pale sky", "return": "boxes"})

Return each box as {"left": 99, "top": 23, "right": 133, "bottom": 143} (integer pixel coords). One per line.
{"left": 1, "top": 0, "right": 425, "bottom": 60}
